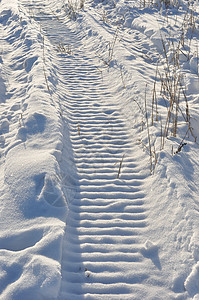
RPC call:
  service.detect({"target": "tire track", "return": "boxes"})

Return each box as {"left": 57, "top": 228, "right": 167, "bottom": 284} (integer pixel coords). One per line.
{"left": 56, "top": 24, "right": 150, "bottom": 298}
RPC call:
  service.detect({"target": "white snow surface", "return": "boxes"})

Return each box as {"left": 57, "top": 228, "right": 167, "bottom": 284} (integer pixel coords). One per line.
{"left": 0, "top": 0, "right": 199, "bottom": 299}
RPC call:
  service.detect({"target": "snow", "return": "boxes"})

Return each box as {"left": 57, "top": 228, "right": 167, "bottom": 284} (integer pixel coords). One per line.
{"left": 185, "top": 262, "right": 199, "bottom": 298}
{"left": 0, "top": 0, "right": 199, "bottom": 299}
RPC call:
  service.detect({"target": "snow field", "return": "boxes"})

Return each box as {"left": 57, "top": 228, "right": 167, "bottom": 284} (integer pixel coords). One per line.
{"left": 0, "top": 0, "right": 199, "bottom": 299}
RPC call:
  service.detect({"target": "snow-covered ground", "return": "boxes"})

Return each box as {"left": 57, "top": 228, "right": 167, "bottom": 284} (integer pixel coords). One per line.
{"left": 0, "top": 0, "right": 199, "bottom": 299}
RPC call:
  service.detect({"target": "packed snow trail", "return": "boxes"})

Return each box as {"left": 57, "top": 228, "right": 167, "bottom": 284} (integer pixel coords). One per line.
{"left": 56, "top": 45, "right": 150, "bottom": 298}
{"left": 51, "top": 17, "right": 149, "bottom": 300}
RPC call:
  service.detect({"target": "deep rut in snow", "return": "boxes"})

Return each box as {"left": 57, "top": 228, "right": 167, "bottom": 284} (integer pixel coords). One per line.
{"left": 19, "top": 1, "right": 152, "bottom": 299}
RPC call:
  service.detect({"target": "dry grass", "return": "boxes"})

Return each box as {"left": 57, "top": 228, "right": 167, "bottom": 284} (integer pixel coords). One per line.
{"left": 141, "top": 4, "right": 198, "bottom": 172}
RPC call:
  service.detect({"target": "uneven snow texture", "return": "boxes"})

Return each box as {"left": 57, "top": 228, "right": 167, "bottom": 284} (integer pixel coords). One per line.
{"left": 0, "top": 0, "right": 199, "bottom": 299}
{"left": 0, "top": 0, "right": 67, "bottom": 299}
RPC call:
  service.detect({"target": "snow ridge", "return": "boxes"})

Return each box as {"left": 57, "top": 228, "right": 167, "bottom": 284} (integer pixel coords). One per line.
{"left": 0, "top": 1, "right": 66, "bottom": 299}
